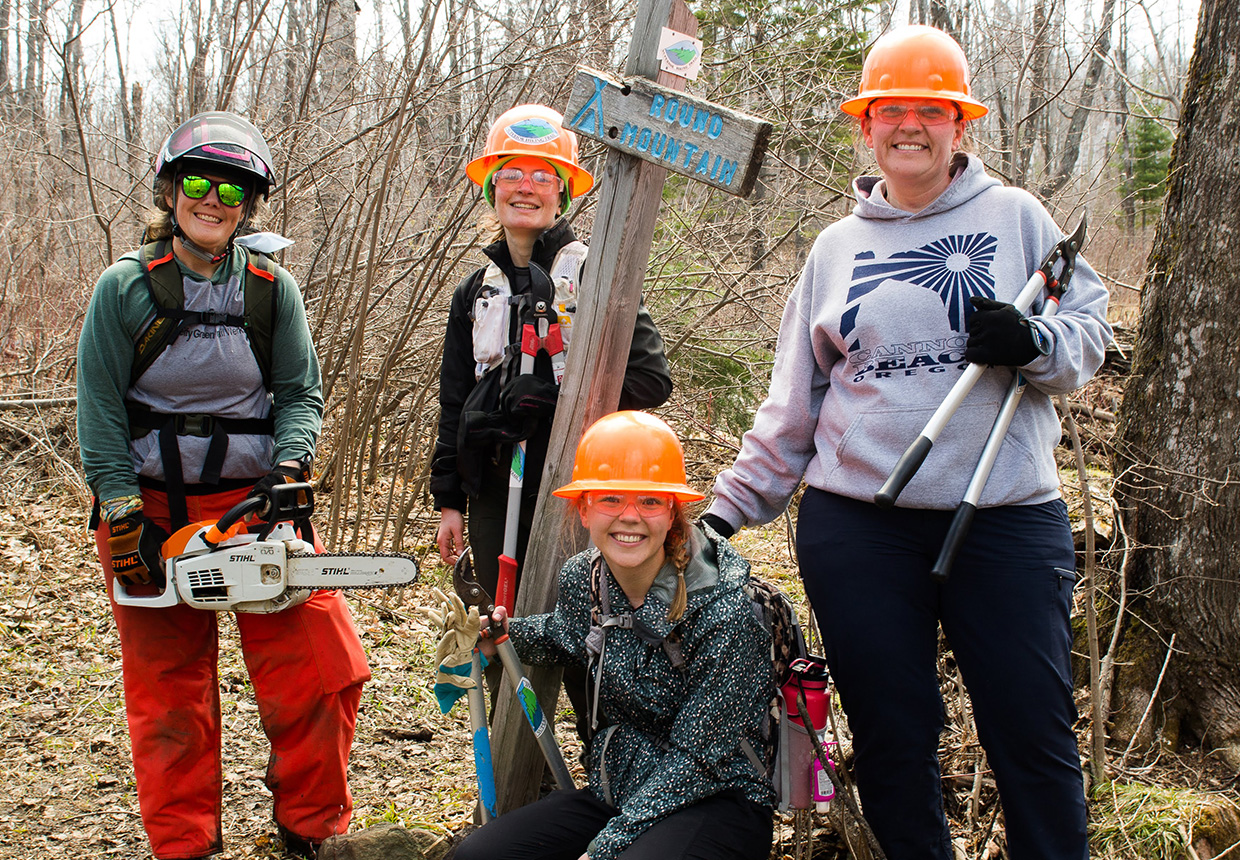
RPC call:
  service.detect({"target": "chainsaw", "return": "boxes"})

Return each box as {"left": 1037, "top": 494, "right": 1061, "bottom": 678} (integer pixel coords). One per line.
{"left": 113, "top": 482, "right": 419, "bottom": 613}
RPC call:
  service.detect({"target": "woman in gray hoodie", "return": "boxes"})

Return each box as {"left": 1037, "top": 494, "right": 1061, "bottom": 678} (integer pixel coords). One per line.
{"left": 703, "top": 26, "right": 1110, "bottom": 860}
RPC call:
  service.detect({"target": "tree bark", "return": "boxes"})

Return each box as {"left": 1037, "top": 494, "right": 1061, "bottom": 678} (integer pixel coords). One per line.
{"left": 0, "top": 0, "right": 10, "bottom": 107}
{"left": 1113, "top": 20, "right": 1136, "bottom": 234}
{"left": 1113, "top": 0, "right": 1240, "bottom": 771}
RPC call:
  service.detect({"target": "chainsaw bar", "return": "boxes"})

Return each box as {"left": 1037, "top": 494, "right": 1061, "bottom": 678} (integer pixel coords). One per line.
{"left": 285, "top": 551, "right": 419, "bottom": 591}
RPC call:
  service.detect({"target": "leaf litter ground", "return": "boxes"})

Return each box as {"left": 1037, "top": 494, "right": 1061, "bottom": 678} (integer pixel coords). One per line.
{"left": 2, "top": 365, "right": 1237, "bottom": 859}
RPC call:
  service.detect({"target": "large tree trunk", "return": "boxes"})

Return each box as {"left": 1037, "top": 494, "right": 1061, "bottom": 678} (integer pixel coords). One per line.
{"left": 1113, "top": 0, "right": 1240, "bottom": 771}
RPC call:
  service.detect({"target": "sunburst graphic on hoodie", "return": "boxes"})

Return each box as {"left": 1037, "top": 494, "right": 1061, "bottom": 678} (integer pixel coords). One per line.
{"left": 841, "top": 233, "right": 998, "bottom": 350}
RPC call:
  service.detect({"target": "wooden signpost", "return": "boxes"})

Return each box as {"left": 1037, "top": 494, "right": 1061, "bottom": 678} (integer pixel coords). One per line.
{"left": 487, "top": 0, "right": 772, "bottom": 813}
{"left": 564, "top": 68, "right": 771, "bottom": 197}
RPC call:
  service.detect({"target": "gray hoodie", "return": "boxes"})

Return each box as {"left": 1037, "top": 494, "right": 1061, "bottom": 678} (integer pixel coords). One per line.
{"left": 709, "top": 153, "right": 1112, "bottom": 527}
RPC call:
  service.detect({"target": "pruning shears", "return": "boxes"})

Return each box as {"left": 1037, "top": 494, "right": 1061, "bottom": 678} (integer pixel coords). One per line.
{"left": 875, "top": 214, "right": 1087, "bottom": 511}
{"left": 454, "top": 548, "right": 575, "bottom": 791}
{"left": 873, "top": 214, "right": 1088, "bottom": 580}
{"left": 497, "top": 267, "right": 565, "bottom": 616}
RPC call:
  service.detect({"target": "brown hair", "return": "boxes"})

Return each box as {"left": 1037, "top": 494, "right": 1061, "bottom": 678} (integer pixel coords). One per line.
{"left": 143, "top": 175, "right": 178, "bottom": 241}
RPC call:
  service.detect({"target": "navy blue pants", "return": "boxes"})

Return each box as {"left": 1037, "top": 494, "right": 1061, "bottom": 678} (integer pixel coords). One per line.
{"left": 453, "top": 788, "right": 773, "bottom": 860}
{"left": 797, "top": 489, "right": 1088, "bottom": 860}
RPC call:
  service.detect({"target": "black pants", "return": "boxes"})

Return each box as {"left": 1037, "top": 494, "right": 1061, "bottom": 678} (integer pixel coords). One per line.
{"left": 797, "top": 489, "right": 1087, "bottom": 860}
{"left": 452, "top": 788, "right": 773, "bottom": 860}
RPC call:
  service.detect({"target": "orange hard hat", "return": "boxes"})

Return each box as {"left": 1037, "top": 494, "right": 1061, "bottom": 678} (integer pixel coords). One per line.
{"left": 465, "top": 104, "right": 595, "bottom": 207}
{"left": 840, "top": 25, "right": 988, "bottom": 120}
{"left": 554, "top": 411, "right": 704, "bottom": 502}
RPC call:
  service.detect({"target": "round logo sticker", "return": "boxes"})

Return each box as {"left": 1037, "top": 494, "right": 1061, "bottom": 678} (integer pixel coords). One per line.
{"left": 663, "top": 39, "right": 699, "bottom": 69}
{"left": 505, "top": 117, "right": 559, "bottom": 145}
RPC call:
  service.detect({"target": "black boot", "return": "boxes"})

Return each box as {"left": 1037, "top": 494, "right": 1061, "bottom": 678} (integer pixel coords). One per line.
{"left": 277, "top": 823, "right": 321, "bottom": 859}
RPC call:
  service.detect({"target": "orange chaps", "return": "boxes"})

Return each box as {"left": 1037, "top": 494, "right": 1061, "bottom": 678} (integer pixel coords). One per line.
{"left": 96, "top": 487, "right": 370, "bottom": 859}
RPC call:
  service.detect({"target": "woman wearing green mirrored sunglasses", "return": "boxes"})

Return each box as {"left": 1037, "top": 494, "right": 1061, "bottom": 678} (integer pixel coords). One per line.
{"left": 77, "top": 110, "right": 368, "bottom": 860}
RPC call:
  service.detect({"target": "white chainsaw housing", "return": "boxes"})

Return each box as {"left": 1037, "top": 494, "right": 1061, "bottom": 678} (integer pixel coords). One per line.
{"left": 113, "top": 522, "right": 315, "bottom": 614}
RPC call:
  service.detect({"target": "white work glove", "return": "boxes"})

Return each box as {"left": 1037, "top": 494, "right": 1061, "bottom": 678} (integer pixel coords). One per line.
{"left": 424, "top": 588, "right": 483, "bottom": 714}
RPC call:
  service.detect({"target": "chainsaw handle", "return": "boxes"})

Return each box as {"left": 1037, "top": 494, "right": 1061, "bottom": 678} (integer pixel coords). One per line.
{"left": 202, "top": 481, "right": 313, "bottom": 547}
{"left": 204, "top": 495, "right": 265, "bottom": 548}
{"left": 112, "top": 574, "right": 181, "bottom": 608}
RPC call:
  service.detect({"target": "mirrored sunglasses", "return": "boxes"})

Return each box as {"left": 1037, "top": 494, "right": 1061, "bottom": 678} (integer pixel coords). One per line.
{"left": 869, "top": 101, "right": 959, "bottom": 126}
{"left": 585, "top": 492, "right": 673, "bottom": 518}
{"left": 492, "top": 168, "right": 563, "bottom": 190}
{"left": 180, "top": 175, "right": 248, "bottom": 207}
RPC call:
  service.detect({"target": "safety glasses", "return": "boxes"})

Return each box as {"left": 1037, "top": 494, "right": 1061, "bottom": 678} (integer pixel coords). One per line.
{"left": 584, "top": 492, "right": 673, "bottom": 518}
{"left": 492, "top": 168, "right": 563, "bottom": 191}
{"left": 869, "top": 101, "right": 960, "bottom": 126}
{"left": 180, "top": 175, "right": 248, "bottom": 207}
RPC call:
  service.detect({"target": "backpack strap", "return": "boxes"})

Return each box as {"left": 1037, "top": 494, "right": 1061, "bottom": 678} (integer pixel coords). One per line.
{"left": 131, "top": 240, "right": 189, "bottom": 386}
{"left": 130, "top": 241, "right": 279, "bottom": 389}
{"left": 243, "top": 251, "right": 279, "bottom": 389}
{"left": 586, "top": 553, "right": 632, "bottom": 736}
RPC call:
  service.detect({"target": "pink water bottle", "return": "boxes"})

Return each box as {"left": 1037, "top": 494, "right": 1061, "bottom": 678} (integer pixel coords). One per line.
{"left": 781, "top": 658, "right": 830, "bottom": 730}
{"left": 780, "top": 657, "right": 832, "bottom": 811}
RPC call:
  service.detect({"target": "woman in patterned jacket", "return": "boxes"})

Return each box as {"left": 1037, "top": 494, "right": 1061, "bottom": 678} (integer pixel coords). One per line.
{"left": 455, "top": 411, "right": 775, "bottom": 860}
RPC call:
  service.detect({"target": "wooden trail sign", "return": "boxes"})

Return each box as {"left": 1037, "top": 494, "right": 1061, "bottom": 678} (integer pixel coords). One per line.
{"left": 487, "top": 0, "right": 771, "bottom": 813}
{"left": 565, "top": 68, "right": 772, "bottom": 197}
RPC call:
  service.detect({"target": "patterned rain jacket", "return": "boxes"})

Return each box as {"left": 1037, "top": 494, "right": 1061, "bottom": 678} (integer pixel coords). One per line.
{"left": 509, "top": 524, "right": 775, "bottom": 860}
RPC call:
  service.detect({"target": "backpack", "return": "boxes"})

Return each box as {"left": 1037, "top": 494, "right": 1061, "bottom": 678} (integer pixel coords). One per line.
{"left": 740, "top": 579, "right": 837, "bottom": 812}
{"left": 130, "top": 238, "right": 280, "bottom": 387}
{"left": 587, "top": 545, "right": 834, "bottom": 812}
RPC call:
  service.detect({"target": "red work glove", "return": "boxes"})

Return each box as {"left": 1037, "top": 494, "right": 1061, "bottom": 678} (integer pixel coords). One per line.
{"left": 108, "top": 513, "right": 170, "bottom": 587}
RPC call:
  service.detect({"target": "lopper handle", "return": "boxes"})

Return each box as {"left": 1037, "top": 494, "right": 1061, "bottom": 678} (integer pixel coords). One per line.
{"left": 494, "top": 638, "right": 575, "bottom": 790}
{"left": 875, "top": 436, "right": 933, "bottom": 509}
{"left": 931, "top": 502, "right": 976, "bottom": 583}
{"left": 496, "top": 555, "right": 518, "bottom": 616}
{"left": 467, "top": 650, "right": 498, "bottom": 822}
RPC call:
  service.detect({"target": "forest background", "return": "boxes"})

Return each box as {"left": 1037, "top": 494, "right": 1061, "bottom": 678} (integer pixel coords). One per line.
{"left": 1, "top": 0, "right": 1237, "bottom": 857}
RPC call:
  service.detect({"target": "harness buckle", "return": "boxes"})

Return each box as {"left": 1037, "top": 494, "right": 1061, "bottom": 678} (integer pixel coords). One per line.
{"left": 198, "top": 311, "right": 229, "bottom": 325}
{"left": 175, "top": 413, "right": 215, "bottom": 437}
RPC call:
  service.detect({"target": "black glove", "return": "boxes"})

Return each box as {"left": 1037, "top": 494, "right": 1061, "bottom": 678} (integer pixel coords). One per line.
{"left": 108, "top": 513, "right": 170, "bottom": 587}
{"left": 964, "top": 296, "right": 1045, "bottom": 367}
{"left": 249, "top": 463, "right": 312, "bottom": 511}
{"left": 699, "top": 513, "right": 735, "bottom": 539}
{"left": 501, "top": 374, "right": 559, "bottom": 420}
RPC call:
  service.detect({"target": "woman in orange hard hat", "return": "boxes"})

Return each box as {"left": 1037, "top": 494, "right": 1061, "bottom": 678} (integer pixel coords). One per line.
{"left": 429, "top": 105, "right": 672, "bottom": 733}
{"left": 702, "top": 26, "right": 1109, "bottom": 860}
{"left": 454, "top": 411, "right": 776, "bottom": 860}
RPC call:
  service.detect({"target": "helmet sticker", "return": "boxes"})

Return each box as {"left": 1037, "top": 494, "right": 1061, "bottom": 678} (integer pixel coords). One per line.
{"left": 201, "top": 144, "right": 253, "bottom": 162}
{"left": 505, "top": 118, "right": 559, "bottom": 146}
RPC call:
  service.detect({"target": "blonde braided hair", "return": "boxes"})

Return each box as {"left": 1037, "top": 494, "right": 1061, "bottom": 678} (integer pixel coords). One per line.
{"left": 664, "top": 500, "right": 692, "bottom": 623}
